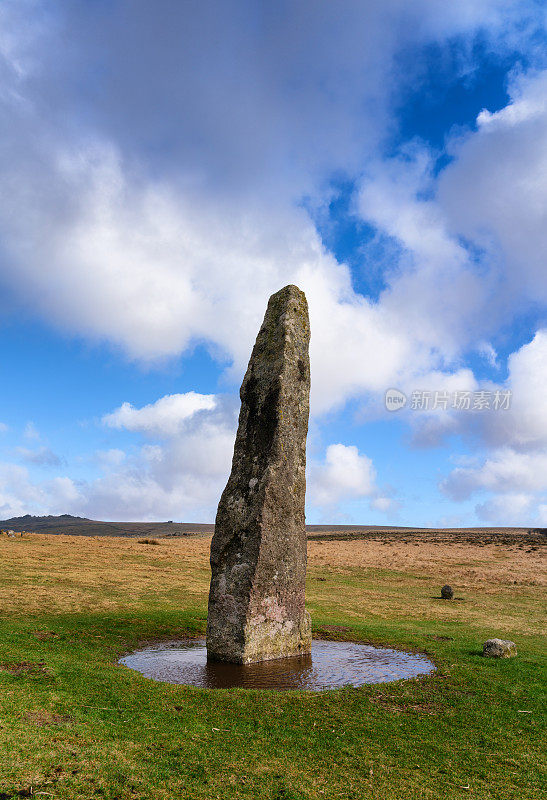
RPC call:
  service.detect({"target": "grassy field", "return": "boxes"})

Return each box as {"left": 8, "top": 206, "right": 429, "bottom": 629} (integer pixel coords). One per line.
{"left": 0, "top": 532, "right": 544, "bottom": 799}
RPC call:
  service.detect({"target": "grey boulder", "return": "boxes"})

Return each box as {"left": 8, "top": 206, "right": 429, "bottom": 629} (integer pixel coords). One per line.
{"left": 482, "top": 639, "right": 517, "bottom": 658}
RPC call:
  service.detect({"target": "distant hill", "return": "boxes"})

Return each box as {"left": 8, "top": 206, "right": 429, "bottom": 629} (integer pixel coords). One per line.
{"left": 0, "top": 514, "right": 213, "bottom": 538}
{"left": 0, "top": 514, "right": 543, "bottom": 545}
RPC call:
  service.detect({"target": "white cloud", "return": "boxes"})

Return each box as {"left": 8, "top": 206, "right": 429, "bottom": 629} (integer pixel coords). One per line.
{"left": 357, "top": 66, "right": 547, "bottom": 336}
{"left": 351, "top": 68, "right": 547, "bottom": 434}
{"left": 46, "top": 476, "right": 81, "bottom": 508}
{"left": 477, "top": 342, "right": 499, "bottom": 369}
{"left": 370, "top": 496, "right": 394, "bottom": 513}
{"left": 308, "top": 443, "right": 395, "bottom": 516}
{"left": 439, "top": 69, "right": 547, "bottom": 306}
{"left": 0, "top": 3, "right": 545, "bottom": 523}
{"left": 442, "top": 449, "right": 547, "bottom": 501}
{"left": 103, "top": 392, "right": 217, "bottom": 437}
{"left": 16, "top": 446, "right": 62, "bottom": 467}
{"left": 492, "top": 329, "right": 547, "bottom": 450}
{"left": 0, "top": 462, "right": 81, "bottom": 519}
{"left": 23, "top": 421, "right": 39, "bottom": 440}
{"left": 448, "top": 329, "right": 547, "bottom": 452}
{"left": 0, "top": 1, "right": 542, "bottom": 421}
{"left": 0, "top": 423, "right": 7, "bottom": 433}
{"left": 309, "top": 443, "right": 377, "bottom": 507}
{"left": 378, "top": 329, "right": 547, "bottom": 452}
{"left": 357, "top": 143, "right": 507, "bottom": 364}
{"left": 0, "top": 463, "right": 42, "bottom": 518}
{"left": 475, "top": 493, "right": 535, "bottom": 526}
{"left": 0, "top": 393, "right": 237, "bottom": 522}
{"left": 437, "top": 330, "right": 547, "bottom": 525}
{"left": 62, "top": 393, "right": 237, "bottom": 520}
{"left": 368, "top": 366, "right": 478, "bottom": 447}
{"left": 95, "top": 449, "right": 126, "bottom": 468}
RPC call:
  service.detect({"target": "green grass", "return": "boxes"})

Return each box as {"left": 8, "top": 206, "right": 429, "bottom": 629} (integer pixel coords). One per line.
{"left": 0, "top": 537, "right": 545, "bottom": 799}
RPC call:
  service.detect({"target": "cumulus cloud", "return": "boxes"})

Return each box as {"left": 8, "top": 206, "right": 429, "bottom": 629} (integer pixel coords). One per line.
{"left": 475, "top": 493, "right": 535, "bottom": 526}
{"left": 402, "top": 367, "right": 478, "bottom": 448}
{"left": 16, "top": 446, "right": 62, "bottom": 467}
{"left": 439, "top": 69, "right": 547, "bottom": 306}
{"left": 103, "top": 392, "right": 217, "bottom": 437}
{"left": 0, "top": 392, "right": 237, "bottom": 521}
{"left": 437, "top": 331, "right": 547, "bottom": 525}
{"left": 94, "top": 449, "right": 126, "bottom": 469}
{"left": 0, "top": 463, "right": 42, "bottom": 518}
{"left": 441, "top": 449, "right": 547, "bottom": 501}
{"left": 309, "top": 443, "right": 391, "bottom": 513}
{"left": 483, "top": 329, "right": 547, "bottom": 451}
{"left": 0, "top": 405, "right": 391, "bottom": 522}
{"left": 358, "top": 147, "right": 493, "bottom": 361}
{"left": 352, "top": 67, "right": 547, "bottom": 457}
{"left": 370, "top": 496, "right": 395, "bottom": 513}
{"left": 415, "top": 329, "right": 547, "bottom": 451}
{"left": 0, "top": 2, "right": 545, "bottom": 522}
{"left": 361, "top": 68, "right": 547, "bottom": 370}
{"left": 0, "top": 463, "right": 80, "bottom": 519}
{"left": 75, "top": 394, "right": 238, "bottom": 520}
{"left": 0, "top": 0, "right": 543, "bottom": 420}
{"left": 23, "top": 422, "right": 39, "bottom": 440}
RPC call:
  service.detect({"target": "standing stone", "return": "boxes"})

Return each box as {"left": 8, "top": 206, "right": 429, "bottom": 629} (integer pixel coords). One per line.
{"left": 206, "top": 285, "right": 312, "bottom": 664}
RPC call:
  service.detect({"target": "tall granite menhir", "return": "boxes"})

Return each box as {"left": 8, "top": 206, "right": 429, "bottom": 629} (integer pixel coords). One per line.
{"left": 206, "top": 285, "right": 312, "bottom": 664}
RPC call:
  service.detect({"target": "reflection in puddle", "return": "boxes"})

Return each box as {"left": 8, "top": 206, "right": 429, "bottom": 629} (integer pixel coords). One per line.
{"left": 120, "top": 639, "right": 435, "bottom": 690}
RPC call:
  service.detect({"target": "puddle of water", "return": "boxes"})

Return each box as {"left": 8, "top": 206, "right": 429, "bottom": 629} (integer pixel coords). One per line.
{"left": 119, "top": 639, "right": 435, "bottom": 690}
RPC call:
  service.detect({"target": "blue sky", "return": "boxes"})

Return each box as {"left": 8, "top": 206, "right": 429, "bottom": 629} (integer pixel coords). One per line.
{"left": 0, "top": 1, "right": 546, "bottom": 525}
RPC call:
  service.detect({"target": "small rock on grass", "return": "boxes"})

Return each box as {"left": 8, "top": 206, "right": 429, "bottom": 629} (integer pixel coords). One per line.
{"left": 441, "top": 585, "right": 454, "bottom": 599}
{"left": 482, "top": 638, "right": 517, "bottom": 658}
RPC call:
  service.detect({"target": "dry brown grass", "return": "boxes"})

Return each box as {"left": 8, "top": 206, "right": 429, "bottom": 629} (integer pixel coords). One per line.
{"left": 306, "top": 537, "right": 546, "bottom": 634}
{"left": 0, "top": 533, "right": 211, "bottom": 614}
{"left": 307, "top": 536, "right": 546, "bottom": 588}
{"left": 0, "top": 532, "right": 544, "bottom": 635}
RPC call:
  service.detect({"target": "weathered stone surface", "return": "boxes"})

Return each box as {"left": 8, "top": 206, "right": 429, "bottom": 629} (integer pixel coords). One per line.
{"left": 206, "top": 285, "right": 311, "bottom": 664}
{"left": 441, "top": 584, "right": 454, "bottom": 600}
{"left": 482, "top": 639, "right": 517, "bottom": 658}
